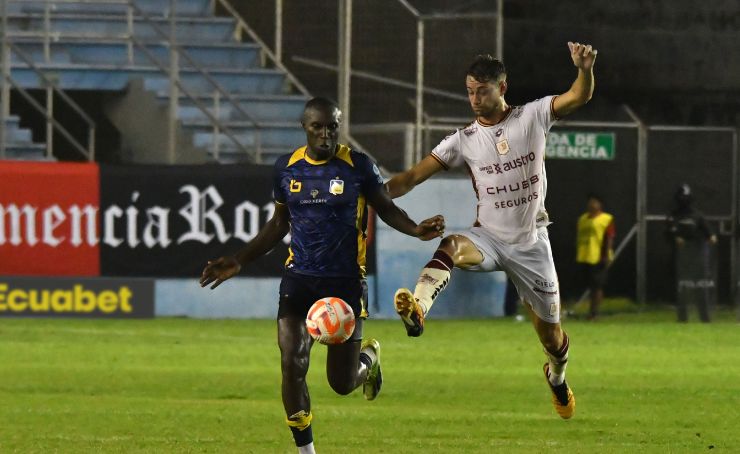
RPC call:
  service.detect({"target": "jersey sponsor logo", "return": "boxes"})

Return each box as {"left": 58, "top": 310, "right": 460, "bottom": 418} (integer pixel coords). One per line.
{"left": 486, "top": 174, "right": 540, "bottom": 195}
{"left": 371, "top": 163, "right": 383, "bottom": 183}
{"left": 289, "top": 179, "right": 302, "bottom": 193}
{"left": 493, "top": 192, "right": 539, "bottom": 209}
{"left": 532, "top": 286, "right": 558, "bottom": 296}
{"left": 329, "top": 179, "right": 344, "bottom": 195}
{"left": 299, "top": 198, "right": 328, "bottom": 205}
{"left": 495, "top": 128, "right": 504, "bottom": 137}
{"left": 495, "top": 139, "right": 510, "bottom": 155}
{"left": 535, "top": 279, "right": 557, "bottom": 289}
{"left": 478, "top": 152, "right": 537, "bottom": 175}
{"left": 501, "top": 151, "right": 536, "bottom": 171}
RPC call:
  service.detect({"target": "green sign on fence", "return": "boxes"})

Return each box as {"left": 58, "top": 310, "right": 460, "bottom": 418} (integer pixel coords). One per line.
{"left": 545, "top": 131, "right": 615, "bottom": 160}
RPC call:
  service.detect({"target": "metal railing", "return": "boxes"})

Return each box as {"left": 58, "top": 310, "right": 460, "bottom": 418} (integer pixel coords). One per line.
{"left": 7, "top": 42, "right": 96, "bottom": 159}
{"left": 1, "top": 0, "right": 97, "bottom": 160}
{"left": 127, "top": 0, "right": 260, "bottom": 161}
{"left": 2, "top": 0, "right": 306, "bottom": 162}
{"left": 392, "top": 0, "right": 502, "bottom": 162}
{"left": 214, "top": 0, "right": 380, "bottom": 159}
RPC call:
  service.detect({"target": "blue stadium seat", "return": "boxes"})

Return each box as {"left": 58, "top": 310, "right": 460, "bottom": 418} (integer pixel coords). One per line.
{"left": 12, "top": 41, "right": 262, "bottom": 70}
{"left": 173, "top": 94, "right": 307, "bottom": 123}
{"left": 188, "top": 123, "right": 305, "bottom": 149}
{"left": 6, "top": 14, "right": 236, "bottom": 43}
{"left": 10, "top": 65, "right": 286, "bottom": 93}
{"left": 3, "top": 1, "right": 310, "bottom": 163}
{"left": 2, "top": 115, "right": 49, "bottom": 160}
{"left": 5, "top": 0, "right": 212, "bottom": 17}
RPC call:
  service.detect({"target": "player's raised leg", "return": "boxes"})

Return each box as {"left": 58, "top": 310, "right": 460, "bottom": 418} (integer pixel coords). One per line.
{"left": 278, "top": 317, "right": 317, "bottom": 453}
{"left": 524, "top": 304, "right": 575, "bottom": 419}
{"left": 325, "top": 320, "right": 382, "bottom": 400}
{"left": 395, "top": 234, "right": 484, "bottom": 336}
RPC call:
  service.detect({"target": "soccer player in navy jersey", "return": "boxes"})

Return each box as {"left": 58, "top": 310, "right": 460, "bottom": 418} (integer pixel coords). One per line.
{"left": 200, "top": 97, "right": 445, "bottom": 454}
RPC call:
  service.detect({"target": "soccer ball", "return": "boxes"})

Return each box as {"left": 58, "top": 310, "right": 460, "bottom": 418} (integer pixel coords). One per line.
{"left": 306, "top": 297, "right": 356, "bottom": 345}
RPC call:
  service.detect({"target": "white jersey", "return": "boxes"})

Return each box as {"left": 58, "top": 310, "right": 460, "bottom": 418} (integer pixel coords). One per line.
{"left": 431, "top": 96, "right": 558, "bottom": 245}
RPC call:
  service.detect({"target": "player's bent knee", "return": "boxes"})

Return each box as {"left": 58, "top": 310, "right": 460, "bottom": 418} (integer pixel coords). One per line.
{"left": 327, "top": 377, "right": 355, "bottom": 395}
{"left": 326, "top": 364, "right": 359, "bottom": 395}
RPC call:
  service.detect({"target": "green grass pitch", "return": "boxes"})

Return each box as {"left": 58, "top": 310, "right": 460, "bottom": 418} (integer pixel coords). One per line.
{"left": 2, "top": 310, "right": 739, "bottom": 453}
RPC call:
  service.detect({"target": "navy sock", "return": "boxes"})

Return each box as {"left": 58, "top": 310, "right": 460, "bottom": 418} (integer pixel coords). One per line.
{"left": 290, "top": 425, "right": 313, "bottom": 447}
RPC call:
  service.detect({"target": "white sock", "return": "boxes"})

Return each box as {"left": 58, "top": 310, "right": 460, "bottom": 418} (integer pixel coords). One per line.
{"left": 298, "top": 442, "right": 316, "bottom": 454}
{"left": 545, "top": 334, "right": 569, "bottom": 386}
{"left": 413, "top": 267, "right": 451, "bottom": 315}
{"left": 547, "top": 360, "right": 567, "bottom": 386}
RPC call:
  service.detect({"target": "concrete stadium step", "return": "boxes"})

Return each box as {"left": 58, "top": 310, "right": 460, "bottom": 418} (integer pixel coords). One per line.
{"left": 171, "top": 94, "right": 308, "bottom": 123}
{"left": 12, "top": 41, "right": 261, "bottom": 70}
{"left": 187, "top": 123, "right": 305, "bottom": 149}
{"left": 206, "top": 147, "right": 290, "bottom": 164}
{"left": 3, "top": 116, "right": 34, "bottom": 143}
{"left": 6, "top": 0, "right": 212, "bottom": 17}
{"left": 5, "top": 14, "right": 236, "bottom": 43}
{"left": 9, "top": 64, "right": 287, "bottom": 93}
{"left": 1, "top": 143, "right": 49, "bottom": 161}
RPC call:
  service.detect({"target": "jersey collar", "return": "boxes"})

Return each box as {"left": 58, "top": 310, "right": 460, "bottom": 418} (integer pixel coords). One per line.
{"left": 287, "top": 145, "right": 354, "bottom": 167}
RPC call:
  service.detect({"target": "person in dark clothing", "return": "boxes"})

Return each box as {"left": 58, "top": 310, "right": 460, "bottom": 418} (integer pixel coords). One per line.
{"left": 666, "top": 183, "right": 717, "bottom": 322}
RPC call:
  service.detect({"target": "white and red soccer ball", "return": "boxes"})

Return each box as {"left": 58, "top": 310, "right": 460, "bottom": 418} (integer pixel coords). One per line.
{"left": 306, "top": 297, "right": 356, "bottom": 345}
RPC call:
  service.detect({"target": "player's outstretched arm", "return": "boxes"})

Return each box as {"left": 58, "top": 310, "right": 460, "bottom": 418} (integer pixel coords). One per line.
{"left": 553, "top": 41, "right": 597, "bottom": 118}
{"left": 366, "top": 188, "right": 445, "bottom": 241}
{"left": 385, "top": 155, "right": 445, "bottom": 199}
{"left": 199, "top": 202, "right": 290, "bottom": 289}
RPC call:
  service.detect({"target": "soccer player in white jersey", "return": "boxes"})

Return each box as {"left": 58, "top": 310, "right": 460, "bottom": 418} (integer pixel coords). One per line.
{"left": 385, "top": 42, "right": 598, "bottom": 419}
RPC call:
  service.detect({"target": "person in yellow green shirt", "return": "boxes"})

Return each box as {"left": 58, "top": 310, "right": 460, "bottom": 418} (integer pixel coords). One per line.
{"left": 576, "top": 193, "right": 615, "bottom": 320}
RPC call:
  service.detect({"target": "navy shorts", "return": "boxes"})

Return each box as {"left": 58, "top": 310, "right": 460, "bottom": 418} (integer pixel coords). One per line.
{"left": 278, "top": 271, "right": 368, "bottom": 320}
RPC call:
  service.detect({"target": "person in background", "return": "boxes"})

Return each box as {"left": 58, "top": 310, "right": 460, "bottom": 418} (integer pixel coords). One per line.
{"left": 575, "top": 193, "right": 615, "bottom": 320}
{"left": 666, "top": 183, "right": 717, "bottom": 322}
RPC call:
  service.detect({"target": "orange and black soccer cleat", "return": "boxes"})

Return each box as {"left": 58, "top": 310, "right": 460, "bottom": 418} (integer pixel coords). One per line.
{"left": 543, "top": 362, "right": 575, "bottom": 419}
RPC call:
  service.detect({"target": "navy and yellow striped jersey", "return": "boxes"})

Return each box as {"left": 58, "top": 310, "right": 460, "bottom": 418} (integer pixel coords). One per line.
{"left": 273, "top": 144, "right": 384, "bottom": 278}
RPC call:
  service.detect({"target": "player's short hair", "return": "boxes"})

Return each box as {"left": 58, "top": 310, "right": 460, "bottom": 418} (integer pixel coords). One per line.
{"left": 304, "top": 97, "right": 339, "bottom": 114}
{"left": 302, "top": 97, "right": 342, "bottom": 123}
{"left": 466, "top": 55, "right": 506, "bottom": 83}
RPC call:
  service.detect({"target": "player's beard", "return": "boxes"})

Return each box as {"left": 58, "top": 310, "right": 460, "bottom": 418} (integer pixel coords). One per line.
{"left": 473, "top": 105, "right": 495, "bottom": 119}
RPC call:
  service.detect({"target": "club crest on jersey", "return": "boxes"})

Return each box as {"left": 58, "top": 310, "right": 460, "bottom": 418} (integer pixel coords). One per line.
{"left": 495, "top": 139, "right": 510, "bottom": 155}
{"left": 329, "top": 179, "right": 344, "bottom": 195}
{"left": 310, "top": 189, "right": 319, "bottom": 198}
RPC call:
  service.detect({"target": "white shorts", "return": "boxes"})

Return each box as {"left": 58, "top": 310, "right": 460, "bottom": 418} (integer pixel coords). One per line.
{"left": 452, "top": 226, "right": 561, "bottom": 323}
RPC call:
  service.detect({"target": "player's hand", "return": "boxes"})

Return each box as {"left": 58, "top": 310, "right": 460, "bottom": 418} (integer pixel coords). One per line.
{"left": 200, "top": 256, "right": 241, "bottom": 289}
{"left": 415, "top": 215, "right": 446, "bottom": 241}
{"left": 568, "top": 41, "right": 597, "bottom": 71}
